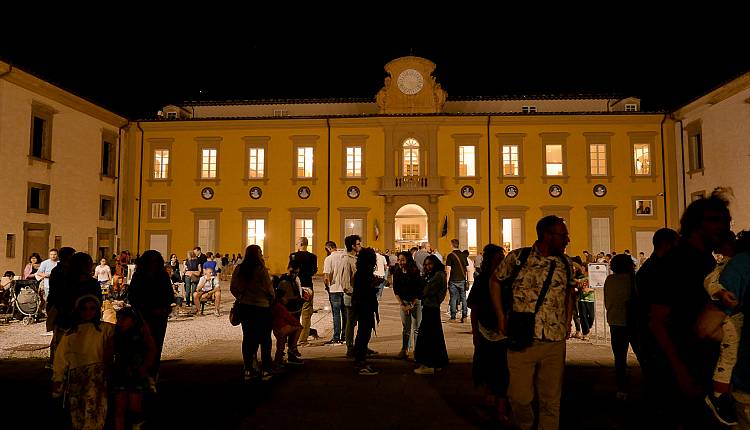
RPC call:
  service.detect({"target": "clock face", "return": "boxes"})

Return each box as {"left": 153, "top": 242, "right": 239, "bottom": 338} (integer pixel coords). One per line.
{"left": 249, "top": 187, "right": 262, "bottom": 200}
{"left": 201, "top": 187, "right": 214, "bottom": 200}
{"left": 461, "top": 185, "right": 474, "bottom": 198}
{"left": 397, "top": 69, "right": 424, "bottom": 95}
{"left": 504, "top": 185, "right": 519, "bottom": 198}
{"left": 297, "top": 186, "right": 311, "bottom": 199}
{"left": 549, "top": 184, "right": 563, "bottom": 198}
{"left": 593, "top": 184, "right": 607, "bottom": 197}
{"left": 347, "top": 186, "right": 360, "bottom": 199}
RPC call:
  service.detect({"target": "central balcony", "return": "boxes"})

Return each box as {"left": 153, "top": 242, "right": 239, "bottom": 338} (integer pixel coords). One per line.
{"left": 378, "top": 175, "right": 446, "bottom": 196}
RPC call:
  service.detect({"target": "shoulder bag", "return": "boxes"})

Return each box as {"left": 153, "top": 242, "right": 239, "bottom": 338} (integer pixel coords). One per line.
{"left": 507, "top": 260, "right": 557, "bottom": 351}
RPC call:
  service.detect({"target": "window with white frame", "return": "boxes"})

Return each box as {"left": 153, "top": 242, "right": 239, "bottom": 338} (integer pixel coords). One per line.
{"left": 591, "top": 217, "right": 611, "bottom": 255}
{"left": 688, "top": 133, "right": 704, "bottom": 171}
{"left": 400, "top": 224, "right": 420, "bottom": 240}
{"left": 248, "top": 147, "right": 265, "bottom": 178}
{"left": 198, "top": 219, "right": 216, "bottom": 252}
{"left": 589, "top": 143, "right": 607, "bottom": 176}
{"left": 297, "top": 147, "right": 314, "bottom": 178}
{"left": 346, "top": 147, "right": 362, "bottom": 177}
{"left": 502, "top": 145, "right": 519, "bottom": 176}
{"left": 545, "top": 144, "right": 564, "bottom": 176}
{"left": 458, "top": 145, "right": 476, "bottom": 177}
{"left": 295, "top": 218, "right": 314, "bottom": 253}
{"left": 344, "top": 218, "right": 364, "bottom": 238}
{"left": 201, "top": 148, "right": 217, "bottom": 178}
{"left": 633, "top": 144, "right": 651, "bottom": 175}
{"left": 246, "top": 219, "right": 265, "bottom": 251}
{"left": 458, "top": 218, "right": 478, "bottom": 255}
{"left": 402, "top": 138, "right": 420, "bottom": 176}
{"left": 502, "top": 218, "right": 522, "bottom": 252}
{"left": 522, "top": 106, "right": 537, "bottom": 113}
{"left": 154, "top": 149, "right": 169, "bottom": 179}
{"left": 625, "top": 103, "right": 638, "bottom": 112}
{"left": 151, "top": 202, "right": 168, "bottom": 220}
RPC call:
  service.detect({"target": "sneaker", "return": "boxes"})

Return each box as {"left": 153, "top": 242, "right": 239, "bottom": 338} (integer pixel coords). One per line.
{"left": 615, "top": 391, "right": 628, "bottom": 401}
{"left": 261, "top": 371, "right": 273, "bottom": 382}
{"left": 243, "top": 370, "right": 254, "bottom": 381}
{"left": 705, "top": 393, "right": 738, "bottom": 426}
{"left": 287, "top": 355, "right": 304, "bottom": 365}
{"left": 413, "top": 365, "right": 435, "bottom": 375}
{"left": 366, "top": 348, "right": 378, "bottom": 356}
{"left": 397, "top": 349, "right": 407, "bottom": 359}
{"left": 358, "top": 365, "right": 379, "bottom": 376}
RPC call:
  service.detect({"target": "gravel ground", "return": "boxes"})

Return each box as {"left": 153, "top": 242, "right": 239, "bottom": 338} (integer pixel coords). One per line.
{"left": 0, "top": 277, "right": 335, "bottom": 361}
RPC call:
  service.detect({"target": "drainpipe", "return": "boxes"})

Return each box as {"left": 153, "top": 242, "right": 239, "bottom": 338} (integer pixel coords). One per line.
{"left": 326, "top": 118, "right": 331, "bottom": 241}
{"left": 136, "top": 122, "right": 144, "bottom": 253}
{"left": 659, "top": 114, "right": 668, "bottom": 228}
{"left": 676, "top": 118, "right": 687, "bottom": 210}
{"left": 487, "top": 115, "right": 492, "bottom": 241}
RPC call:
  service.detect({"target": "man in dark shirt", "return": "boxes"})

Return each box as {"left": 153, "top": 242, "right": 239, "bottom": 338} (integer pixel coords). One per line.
{"left": 289, "top": 237, "right": 318, "bottom": 346}
{"left": 193, "top": 246, "right": 207, "bottom": 274}
{"left": 643, "top": 196, "right": 731, "bottom": 429}
{"left": 446, "top": 239, "right": 469, "bottom": 323}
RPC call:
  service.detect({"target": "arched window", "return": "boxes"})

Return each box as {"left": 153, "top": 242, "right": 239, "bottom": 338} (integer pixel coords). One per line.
{"left": 402, "top": 138, "right": 420, "bottom": 176}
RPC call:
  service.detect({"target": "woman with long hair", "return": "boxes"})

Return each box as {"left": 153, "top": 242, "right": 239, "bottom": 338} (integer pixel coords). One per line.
{"left": 167, "top": 254, "right": 181, "bottom": 283}
{"left": 230, "top": 245, "right": 275, "bottom": 381}
{"left": 414, "top": 254, "right": 449, "bottom": 374}
{"left": 392, "top": 251, "right": 424, "bottom": 359}
{"left": 466, "top": 244, "right": 509, "bottom": 424}
{"left": 127, "top": 250, "right": 173, "bottom": 388}
{"left": 352, "top": 247, "right": 380, "bottom": 375}
{"left": 23, "top": 253, "right": 42, "bottom": 280}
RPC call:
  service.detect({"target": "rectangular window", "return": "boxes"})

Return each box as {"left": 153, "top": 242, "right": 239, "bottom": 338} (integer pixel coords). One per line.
{"left": 688, "top": 133, "right": 704, "bottom": 171}
{"left": 458, "top": 145, "right": 476, "bottom": 177}
{"left": 6, "top": 234, "right": 16, "bottom": 258}
{"left": 589, "top": 143, "right": 607, "bottom": 176}
{"left": 198, "top": 219, "right": 216, "bottom": 252}
{"left": 545, "top": 144, "right": 564, "bottom": 176}
{"left": 502, "top": 218, "right": 522, "bottom": 252}
{"left": 344, "top": 218, "right": 364, "bottom": 238}
{"left": 149, "top": 234, "right": 168, "bottom": 258}
{"left": 154, "top": 149, "right": 169, "bottom": 179}
{"left": 625, "top": 103, "right": 638, "bottom": 112}
{"left": 273, "top": 109, "right": 288, "bottom": 117}
{"left": 31, "top": 116, "right": 48, "bottom": 158}
{"left": 246, "top": 219, "right": 265, "bottom": 252}
{"left": 458, "top": 218, "right": 478, "bottom": 255}
{"left": 400, "top": 224, "right": 420, "bottom": 240}
{"left": 297, "top": 147, "right": 314, "bottom": 178}
{"left": 591, "top": 217, "right": 611, "bottom": 255}
{"left": 151, "top": 202, "right": 168, "bottom": 220}
{"left": 346, "top": 147, "right": 362, "bottom": 177}
{"left": 27, "top": 183, "right": 50, "bottom": 214}
{"left": 101, "top": 140, "right": 115, "bottom": 176}
{"left": 248, "top": 147, "right": 265, "bottom": 178}
{"left": 295, "top": 219, "right": 314, "bottom": 253}
{"left": 201, "top": 148, "right": 217, "bottom": 179}
{"left": 166, "top": 112, "right": 177, "bottom": 119}
{"left": 633, "top": 144, "right": 651, "bottom": 175}
{"left": 635, "top": 199, "right": 653, "bottom": 216}
{"left": 502, "top": 145, "right": 519, "bottom": 176}
{"left": 99, "top": 197, "right": 114, "bottom": 220}
{"left": 522, "top": 106, "right": 537, "bottom": 113}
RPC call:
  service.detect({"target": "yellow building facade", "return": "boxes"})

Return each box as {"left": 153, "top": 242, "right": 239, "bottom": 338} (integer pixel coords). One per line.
{"left": 122, "top": 56, "right": 680, "bottom": 273}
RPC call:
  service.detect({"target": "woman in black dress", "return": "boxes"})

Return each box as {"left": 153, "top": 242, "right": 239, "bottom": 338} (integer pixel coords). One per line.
{"left": 414, "top": 254, "right": 449, "bottom": 374}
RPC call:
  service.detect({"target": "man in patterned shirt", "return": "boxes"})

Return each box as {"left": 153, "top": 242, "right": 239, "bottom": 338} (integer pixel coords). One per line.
{"left": 490, "top": 215, "right": 575, "bottom": 430}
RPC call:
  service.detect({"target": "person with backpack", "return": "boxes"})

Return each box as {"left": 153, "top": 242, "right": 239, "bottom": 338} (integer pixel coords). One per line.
{"left": 489, "top": 215, "right": 576, "bottom": 430}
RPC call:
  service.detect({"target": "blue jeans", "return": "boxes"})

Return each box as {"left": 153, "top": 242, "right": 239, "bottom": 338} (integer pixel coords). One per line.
{"left": 400, "top": 299, "right": 422, "bottom": 351}
{"left": 448, "top": 280, "right": 467, "bottom": 319}
{"left": 183, "top": 275, "right": 197, "bottom": 306}
{"left": 329, "top": 292, "right": 345, "bottom": 341}
{"left": 376, "top": 278, "right": 386, "bottom": 299}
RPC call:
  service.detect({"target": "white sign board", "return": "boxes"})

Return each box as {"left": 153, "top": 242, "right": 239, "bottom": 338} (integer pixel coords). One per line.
{"left": 588, "top": 263, "right": 609, "bottom": 288}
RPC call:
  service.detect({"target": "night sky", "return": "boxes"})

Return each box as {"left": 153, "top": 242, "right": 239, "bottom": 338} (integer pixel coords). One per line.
{"left": 2, "top": 15, "right": 749, "bottom": 120}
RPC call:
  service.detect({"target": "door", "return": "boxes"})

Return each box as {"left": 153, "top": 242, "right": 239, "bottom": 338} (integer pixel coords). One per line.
{"left": 23, "top": 222, "right": 50, "bottom": 271}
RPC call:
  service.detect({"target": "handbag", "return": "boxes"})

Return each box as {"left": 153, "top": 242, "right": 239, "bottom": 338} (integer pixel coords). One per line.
{"left": 229, "top": 301, "right": 241, "bottom": 326}
{"left": 507, "top": 261, "right": 557, "bottom": 351}
{"left": 189, "top": 272, "right": 200, "bottom": 283}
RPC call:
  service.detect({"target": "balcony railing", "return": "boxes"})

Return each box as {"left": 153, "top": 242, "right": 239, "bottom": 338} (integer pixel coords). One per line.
{"left": 378, "top": 175, "right": 445, "bottom": 195}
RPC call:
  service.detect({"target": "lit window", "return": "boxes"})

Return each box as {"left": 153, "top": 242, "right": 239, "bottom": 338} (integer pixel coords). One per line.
{"left": 625, "top": 104, "right": 638, "bottom": 112}
{"left": 246, "top": 219, "right": 265, "bottom": 252}
{"left": 154, "top": 149, "right": 169, "bottom": 179}
{"left": 201, "top": 148, "right": 217, "bottom": 178}
{"left": 249, "top": 147, "right": 265, "bottom": 178}
{"left": 502, "top": 218, "right": 522, "bottom": 252}
{"left": 297, "top": 147, "right": 314, "bottom": 178}
{"left": 458, "top": 146, "right": 476, "bottom": 177}
{"left": 403, "top": 138, "right": 420, "bottom": 176}
{"left": 346, "top": 147, "right": 362, "bottom": 177}
{"left": 400, "top": 224, "right": 420, "bottom": 240}
{"left": 198, "top": 219, "right": 216, "bottom": 252}
{"left": 458, "top": 218, "right": 478, "bottom": 255}
{"left": 633, "top": 144, "right": 651, "bottom": 175}
{"left": 151, "top": 203, "right": 168, "bottom": 219}
{"left": 589, "top": 144, "right": 607, "bottom": 176}
{"left": 545, "top": 144, "right": 564, "bottom": 176}
{"left": 295, "top": 218, "right": 313, "bottom": 253}
{"left": 502, "top": 145, "right": 519, "bottom": 176}
{"left": 522, "top": 106, "right": 537, "bottom": 113}
{"left": 344, "top": 218, "right": 363, "bottom": 238}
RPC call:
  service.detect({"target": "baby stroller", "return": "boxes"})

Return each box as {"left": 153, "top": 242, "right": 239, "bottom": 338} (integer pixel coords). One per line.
{"left": 11, "top": 279, "right": 43, "bottom": 325}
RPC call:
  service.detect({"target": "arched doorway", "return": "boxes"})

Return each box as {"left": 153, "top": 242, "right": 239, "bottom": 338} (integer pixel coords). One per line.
{"left": 394, "top": 204, "right": 428, "bottom": 252}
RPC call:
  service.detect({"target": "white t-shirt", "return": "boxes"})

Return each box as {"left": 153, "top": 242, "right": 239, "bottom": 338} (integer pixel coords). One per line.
{"left": 198, "top": 276, "right": 219, "bottom": 292}
{"left": 95, "top": 265, "right": 111, "bottom": 282}
{"left": 374, "top": 253, "right": 387, "bottom": 278}
{"left": 324, "top": 250, "right": 346, "bottom": 293}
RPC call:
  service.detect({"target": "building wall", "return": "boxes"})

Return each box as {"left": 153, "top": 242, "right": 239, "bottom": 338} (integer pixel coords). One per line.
{"left": 128, "top": 113, "right": 675, "bottom": 274}
{"left": 0, "top": 75, "right": 126, "bottom": 273}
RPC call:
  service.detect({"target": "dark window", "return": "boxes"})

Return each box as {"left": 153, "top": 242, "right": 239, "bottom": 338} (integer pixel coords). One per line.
{"left": 6, "top": 234, "right": 15, "bottom": 258}
{"left": 102, "top": 141, "right": 115, "bottom": 176}
{"left": 689, "top": 133, "right": 704, "bottom": 171}
{"left": 32, "top": 116, "right": 46, "bottom": 157}
{"left": 100, "top": 197, "right": 114, "bottom": 220}
{"left": 27, "top": 183, "right": 50, "bottom": 214}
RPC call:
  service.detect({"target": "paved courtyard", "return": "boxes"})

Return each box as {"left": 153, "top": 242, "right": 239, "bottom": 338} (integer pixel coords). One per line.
{"left": 1, "top": 278, "right": 645, "bottom": 429}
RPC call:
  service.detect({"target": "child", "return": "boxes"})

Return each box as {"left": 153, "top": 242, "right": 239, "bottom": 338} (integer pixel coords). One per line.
{"left": 111, "top": 306, "right": 156, "bottom": 430}
{"left": 701, "top": 230, "right": 743, "bottom": 426}
{"left": 51, "top": 295, "right": 114, "bottom": 430}
{"left": 271, "top": 288, "right": 304, "bottom": 367}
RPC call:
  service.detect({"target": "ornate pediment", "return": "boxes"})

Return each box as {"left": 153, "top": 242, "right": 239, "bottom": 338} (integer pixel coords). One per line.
{"left": 375, "top": 56, "right": 447, "bottom": 114}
